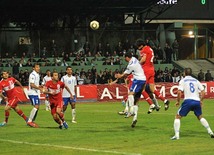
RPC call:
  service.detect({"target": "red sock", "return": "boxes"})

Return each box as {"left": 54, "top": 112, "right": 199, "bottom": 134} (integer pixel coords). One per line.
{"left": 58, "top": 112, "right": 65, "bottom": 122}
{"left": 5, "top": 111, "right": 10, "bottom": 123}
{"left": 124, "top": 96, "right": 128, "bottom": 102}
{"left": 16, "top": 109, "right": 28, "bottom": 121}
{"left": 154, "top": 90, "right": 166, "bottom": 102}
{"left": 54, "top": 117, "right": 62, "bottom": 125}
{"left": 142, "top": 91, "right": 153, "bottom": 105}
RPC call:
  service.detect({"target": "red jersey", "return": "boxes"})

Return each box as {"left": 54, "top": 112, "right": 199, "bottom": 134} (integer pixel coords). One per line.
{"left": 140, "top": 45, "right": 155, "bottom": 73}
{"left": 0, "top": 77, "right": 17, "bottom": 99}
{"left": 126, "top": 74, "right": 133, "bottom": 88}
{"left": 45, "top": 80, "right": 65, "bottom": 103}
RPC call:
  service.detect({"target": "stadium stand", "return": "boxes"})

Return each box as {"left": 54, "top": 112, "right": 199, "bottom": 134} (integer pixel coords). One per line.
{"left": 172, "top": 59, "right": 214, "bottom": 78}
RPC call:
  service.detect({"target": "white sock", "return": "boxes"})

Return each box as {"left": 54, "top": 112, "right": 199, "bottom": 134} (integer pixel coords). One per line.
{"left": 133, "top": 105, "right": 138, "bottom": 121}
{"left": 72, "top": 109, "right": 76, "bottom": 120}
{"left": 128, "top": 95, "right": 134, "bottom": 114}
{"left": 174, "top": 119, "right": 180, "bottom": 137}
{"left": 200, "top": 118, "right": 213, "bottom": 134}
{"left": 152, "top": 98, "right": 160, "bottom": 107}
{"left": 129, "top": 106, "right": 134, "bottom": 115}
{"left": 45, "top": 100, "right": 50, "bottom": 108}
{"left": 124, "top": 106, "right": 129, "bottom": 113}
{"left": 28, "top": 107, "right": 38, "bottom": 122}
{"left": 128, "top": 95, "right": 134, "bottom": 107}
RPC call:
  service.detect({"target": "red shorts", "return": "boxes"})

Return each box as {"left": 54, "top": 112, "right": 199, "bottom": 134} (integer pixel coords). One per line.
{"left": 144, "top": 70, "right": 155, "bottom": 84}
{"left": 7, "top": 97, "right": 19, "bottom": 108}
{"left": 50, "top": 100, "right": 63, "bottom": 115}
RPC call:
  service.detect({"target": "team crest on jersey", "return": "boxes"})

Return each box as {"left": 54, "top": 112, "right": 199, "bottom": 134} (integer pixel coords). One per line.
{"left": 57, "top": 84, "right": 60, "bottom": 89}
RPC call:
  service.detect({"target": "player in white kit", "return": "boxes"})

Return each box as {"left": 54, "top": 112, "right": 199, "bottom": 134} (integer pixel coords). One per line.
{"left": 61, "top": 66, "right": 77, "bottom": 123}
{"left": 171, "top": 68, "right": 214, "bottom": 140}
{"left": 27, "top": 63, "right": 43, "bottom": 127}
{"left": 41, "top": 70, "right": 51, "bottom": 111}
{"left": 115, "top": 52, "right": 150, "bottom": 128}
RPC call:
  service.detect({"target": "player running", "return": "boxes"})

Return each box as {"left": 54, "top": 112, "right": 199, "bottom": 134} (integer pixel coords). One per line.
{"left": 0, "top": 71, "right": 28, "bottom": 127}
{"left": 27, "top": 63, "right": 43, "bottom": 127}
{"left": 44, "top": 71, "right": 73, "bottom": 129}
{"left": 171, "top": 68, "right": 214, "bottom": 140}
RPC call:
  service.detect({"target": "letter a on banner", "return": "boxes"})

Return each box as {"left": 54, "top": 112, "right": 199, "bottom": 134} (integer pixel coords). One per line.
{"left": 100, "top": 88, "right": 112, "bottom": 99}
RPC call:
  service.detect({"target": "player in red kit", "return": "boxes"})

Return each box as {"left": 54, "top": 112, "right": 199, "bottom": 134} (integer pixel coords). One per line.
{"left": 44, "top": 71, "right": 73, "bottom": 129}
{"left": 0, "top": 71, "right": 28, "bottom": 127}
{"left": 136, "top": 39, "right": 170, "bottom": 114}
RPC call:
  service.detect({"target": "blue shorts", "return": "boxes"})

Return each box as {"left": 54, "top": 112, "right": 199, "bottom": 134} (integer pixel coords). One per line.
{"left": 130, "top": 79, "right": 146, "bottom": 98}
{"left": 63, "top": 95, "right": 76, "bottom": 106}
{"left": 178, "top": 99, "right": 202, "bottom": 117}
{"left": 28, "top": 95, "right": 40, "bottom": 106}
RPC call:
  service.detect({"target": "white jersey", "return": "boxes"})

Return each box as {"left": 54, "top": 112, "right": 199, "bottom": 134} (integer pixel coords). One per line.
{"left": 124, "top": 57, "right": 146, "bottom": 81}
{"left": 28, "top": 70, "right": 40, "bottom": 95}
{"left": 61, "top": 74, "right": 77, "bottom": 97}
{"left": 42, "top": 75, "right": 52, "bottom": 85}
{"left": 178, "top": 75, "right": 204, "bottom": 101}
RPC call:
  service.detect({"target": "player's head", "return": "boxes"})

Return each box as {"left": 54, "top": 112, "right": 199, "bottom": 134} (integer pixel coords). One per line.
{"left": 46, "top": 69, "right": 51, "bottom": 76}
{"left": 135, "top": 39, "right": 146, "bottom": 50}
{"left": 33, "top": 63, "right": 40, "bottom": 73}
{"left": 184, "top": 68, "right": 192, "bottom": 76}
{"left": 66, "top": 66, "right": 73, "bottom": 75}
{"left": 1, "top": 71, "right": 9, "bottom": 79}
{"left": 51, "top": 71, "right": 59, "bottom": 81}
{"left": 124, "top": 52, "right": 133, "bottom": 62}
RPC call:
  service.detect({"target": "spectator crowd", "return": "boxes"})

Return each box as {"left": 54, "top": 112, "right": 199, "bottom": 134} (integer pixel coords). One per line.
{"left": 1, "top": 37, "right": 212, "bottom": 86}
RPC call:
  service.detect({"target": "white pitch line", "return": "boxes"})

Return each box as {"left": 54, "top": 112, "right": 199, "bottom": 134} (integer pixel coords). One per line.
{"left": 0, "top": 139, "right": 142, "bottom": 155}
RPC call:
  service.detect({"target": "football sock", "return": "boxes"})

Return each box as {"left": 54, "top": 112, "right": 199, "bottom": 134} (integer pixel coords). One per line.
{"left": 152, "top": 98, "right": 160, "bottom": 107}
{"left": 72, "top": 109, "right": 76, "bottom": 120}
{"left": 174, "top": 118, "right": 180, "bottom": 137}
{"left": 200, "top": 118, "right": 213, "bottom": 134}
{"left": 33, "top": 109, "right": 38, "bottom": 121}
{"left": 154, "top": 90, "right": 166, "bottom": 102}
{"left": 28, "top": 107, "right": 38, "bottom": 122}
{"left": 5, "top": 111, "right": 10, "bottom": 123}
{"left": 128, "top": 95, "right": 134, "bottom": 107}
{"left": 142, "top": 91, "right": 153, "bottom": 105}
{"left": 133, "top": 105, "right": 138, "bottom": 121}
{"left": 54, "top": 117, "right": 62, "bottom": 125}
{"left": 45, "top": 100, "right": 50, "bottom": 109}
{"left": 124, "top": 106, "right": 129, "bottom": 113}
{"left": 16, "top": 109, "right": 28, "bottom": 121}
{"left": 128, "top": 95, "right": 134, "bottom": 114}
{"left": 58, "top": 112, "right": 65, "bottom": 122}
{"left": 124, "top": 96, "right": 128, "bottom": 102}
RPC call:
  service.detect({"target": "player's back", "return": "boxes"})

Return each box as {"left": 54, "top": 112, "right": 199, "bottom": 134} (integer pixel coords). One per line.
{"left": 179, "top": 76, "right": 203, "bottom": 101}
{"left": 125, "top": 57, "right": 146, "bottom": 81}
{"left": 140, "top": 46, "right": 154, "bottom": 70}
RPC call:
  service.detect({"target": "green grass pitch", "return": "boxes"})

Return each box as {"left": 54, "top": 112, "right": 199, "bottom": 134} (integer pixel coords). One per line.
{"left": 0, "top": 99, "right": 214, "bottom": 155}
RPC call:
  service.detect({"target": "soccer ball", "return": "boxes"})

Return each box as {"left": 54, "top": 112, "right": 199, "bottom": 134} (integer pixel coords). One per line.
{"left": 90, "top": 20, "right": 99, "bottom": 30}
